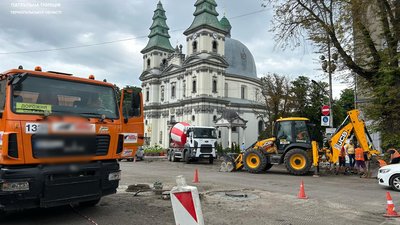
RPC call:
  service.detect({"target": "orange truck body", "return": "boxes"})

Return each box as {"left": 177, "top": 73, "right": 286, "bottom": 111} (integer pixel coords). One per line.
{"left": 0, "top": 67, "right": 143, "bottom": 211}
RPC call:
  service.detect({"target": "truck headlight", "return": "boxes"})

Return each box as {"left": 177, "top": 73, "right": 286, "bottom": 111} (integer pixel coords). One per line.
{"left": 108, "top": 171, "right": 121, "bottom": 181}
{"left": 379, "top": 169, "right": 391, "bottom": 174}
{"left": 1, "top": 181, "right": 29, "bottom": 192}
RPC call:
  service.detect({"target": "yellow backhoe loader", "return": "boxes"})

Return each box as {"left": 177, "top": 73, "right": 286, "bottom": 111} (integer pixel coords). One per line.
{"left": 220, "top": 109, "right": 380, "bottom": 175}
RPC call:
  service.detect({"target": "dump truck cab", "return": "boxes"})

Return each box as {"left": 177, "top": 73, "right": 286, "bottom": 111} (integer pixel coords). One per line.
{"left": 0, "top": 67, "right": 140, "bottom": 211}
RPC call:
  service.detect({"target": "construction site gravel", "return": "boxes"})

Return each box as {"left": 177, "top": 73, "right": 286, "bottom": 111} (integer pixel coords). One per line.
{"left": 2, "top": 159, "right": 400, "bottom": 225}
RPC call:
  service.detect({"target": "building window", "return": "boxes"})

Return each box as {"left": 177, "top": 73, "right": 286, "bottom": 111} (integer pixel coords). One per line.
{"left": 258, "top": 121, "right": 264, "bottom": 135}
{"left": 213, "top": 115, "right": 217, "bottom": 122}
{"left": 192, "top": 115, "right": 195, "bottom": 121}
{"left": 224, "top": 83, "right": 228, "bottom": 97}
{"left": 232, "top": 127, "right": 237, "bottom": 132}
{"left": 170, "top": 115, "right": 176, "bottom": 124}
{"left": 161, "top": 86, "right": 165, "bottom": 102}
{"left": 145, "top": 120, "right": 148, "bottom": 125}
{"left": 241, "top": 86, "right": 247, "bottom": 99}
{"left": 162, "top": 59, "right": 167, "bottom": 67}
{"left": 147, "top": 59, "right": 151, "bottom": 68}
{"left": 193, "top": 41, "right": 198, "bottom": 53}
{"left": 159, "top": 131, "right": 163, "bottom": 144}
{"left": 212, "top": 41, "right": 218, "bottom": 53}
{"left": 171, "top": 84, "right": 176, "bottom": 99}
{"left": 212, "top": 79, "right": 217, "bottom": 93}
{"left": 183, "top": 80, "right": 186, "bottom": 97}
{"left": 146, "top": 88, "right": 149, "bottom": 102}
{"left": 192, "top": 80, "right": 197, "bottom": 93}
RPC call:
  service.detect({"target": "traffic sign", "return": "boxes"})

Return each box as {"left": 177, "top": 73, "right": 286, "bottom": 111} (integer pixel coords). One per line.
{"left": 321, "top": 105, "right": 330, "bottom": 116}
{"left": 321, "top": 116, "right": 330, "bottom": 126}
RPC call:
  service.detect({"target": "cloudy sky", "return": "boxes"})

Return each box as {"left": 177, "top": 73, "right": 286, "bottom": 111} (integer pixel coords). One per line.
{"left": 0, "top": 0, "right": 350, "bottom": 98}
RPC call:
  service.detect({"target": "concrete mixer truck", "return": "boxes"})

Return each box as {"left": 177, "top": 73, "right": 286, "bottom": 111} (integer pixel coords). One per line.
{"left": 167, "top": 122, "right": 217, "bottom": 164}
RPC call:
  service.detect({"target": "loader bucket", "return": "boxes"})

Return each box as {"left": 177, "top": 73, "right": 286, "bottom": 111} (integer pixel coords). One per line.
{"left": 220, "top": 154, "right": 237, "bottom": 172}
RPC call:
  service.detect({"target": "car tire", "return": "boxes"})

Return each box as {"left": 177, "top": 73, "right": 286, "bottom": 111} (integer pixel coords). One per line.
{"left": 209, "top": 157, "right": 214, "bottom": 164}
{"left": 390, "top": 174, "right": 400, "bottom": 192}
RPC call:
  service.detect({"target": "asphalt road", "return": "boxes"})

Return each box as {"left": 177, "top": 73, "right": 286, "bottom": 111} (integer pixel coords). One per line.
{"left": 2, "top": 159, "right": 400, "bottom": 225}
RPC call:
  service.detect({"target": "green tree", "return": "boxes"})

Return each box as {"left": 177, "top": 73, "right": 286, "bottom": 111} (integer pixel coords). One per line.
{"left": 290, "top": 76, "right": 310, "bottom": 116}
{"left": 333, "top": 88, "right": 355, "bottom": 125}
{"left": 260, "top": 73, "right": 291, "bottom": 137}
{"left": 263, "top": 0, "right": 400, "bottom": 149}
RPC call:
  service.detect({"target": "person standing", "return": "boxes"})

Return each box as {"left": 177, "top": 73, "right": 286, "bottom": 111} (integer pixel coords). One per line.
{"left": 355, "top": 145, "right": 367, "bottom": 175}
{"left": 387, "top": 148, "right": 400, "bottom": 164}
{"left": 345, "top": 140, "right": 356, "bottom": 170}
{"left": 337, "top": 145, "right": 347, "bottom": 175}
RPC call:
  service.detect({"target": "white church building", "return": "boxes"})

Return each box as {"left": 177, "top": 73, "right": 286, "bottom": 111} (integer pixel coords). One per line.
{"left": 140, "top": 0, "right": 266, "bottom": 149}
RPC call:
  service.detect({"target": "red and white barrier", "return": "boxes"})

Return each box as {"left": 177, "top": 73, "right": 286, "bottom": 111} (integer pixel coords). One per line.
{"left": 170, "top": 176, "right": 204, "bottom": 225}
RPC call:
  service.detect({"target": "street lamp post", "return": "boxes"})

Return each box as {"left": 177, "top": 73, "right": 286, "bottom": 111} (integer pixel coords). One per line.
{"left": 319, "top": 42, "right": 338, "bottom": 128}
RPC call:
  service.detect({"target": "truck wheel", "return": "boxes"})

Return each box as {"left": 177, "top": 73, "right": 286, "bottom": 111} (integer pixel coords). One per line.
{"left": 80, "top": 198, "right": 101, "bottom": 207}
{"left": 209, "top": 157, "right": 214, "bottom": 164}
{"left": 184, "top": 151, "right": 191, "bottom": 164}
{"left": 265, "top": 163, "right": 273, "bottom": 171}
{"left": 167, "top": 151, "right": 172, "bottom": 161}
{"left": 284, "top": 149, "right": 311, "bottom": 175}
{"left": 172, "top": 153, "right": 179, "bottom": 162}
{"left": 243, "top": 149, "right": 267, "bottom": 173}
{"left": 390, "top": 174, "right": 400, "bottom": 191}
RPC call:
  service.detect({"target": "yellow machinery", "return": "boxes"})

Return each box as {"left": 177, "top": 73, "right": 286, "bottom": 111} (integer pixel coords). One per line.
{"left": 221, "top": 109, "right": 380, "bottom": 175}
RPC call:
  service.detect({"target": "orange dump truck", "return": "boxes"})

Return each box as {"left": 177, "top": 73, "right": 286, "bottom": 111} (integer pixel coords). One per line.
{"left": 0, "top": 66, "right": 143, "bottom": 211}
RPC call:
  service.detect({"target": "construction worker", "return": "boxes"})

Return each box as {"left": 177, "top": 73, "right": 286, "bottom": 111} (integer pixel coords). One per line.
{"left": 337, "top": 145, "right": 347, "bottom": 175}
{"left": 355, "top": 144, "right": 367, "bottom": 175}
{"left": 345, "top": 140, "right": 355, "bottom": 169}
{"left": 387, "top": 148, "right": 400, "bottom": 164}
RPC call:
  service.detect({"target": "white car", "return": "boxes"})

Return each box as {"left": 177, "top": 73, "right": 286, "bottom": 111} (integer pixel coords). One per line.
{"left": 378, "top": 164, "right": 400, "bottom": 191}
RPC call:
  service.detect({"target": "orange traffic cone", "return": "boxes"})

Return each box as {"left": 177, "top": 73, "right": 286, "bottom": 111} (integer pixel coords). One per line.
{"left": 193, "top": 168, "right": 199, "bottom": 183}
{"left": 384, "top": 192, "right": 400, "bottom": 217}
{"left": 297, "top": 180, "right": 308, "bottom": 199}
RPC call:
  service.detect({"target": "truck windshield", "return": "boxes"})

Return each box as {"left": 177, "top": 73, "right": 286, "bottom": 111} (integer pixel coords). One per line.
{"left": 193, "top": 128, "right": 217, "bottom": 139}
{"left": 11, "top": 75, "right": 119, "bottom": 119}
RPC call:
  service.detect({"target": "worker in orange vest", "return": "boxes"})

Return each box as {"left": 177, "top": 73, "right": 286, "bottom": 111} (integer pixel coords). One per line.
{"left": 387, "top": 148, "right": 400, "bottom": 164}
{"left": 355, "top": 145, "right": 366, "bottom": 175}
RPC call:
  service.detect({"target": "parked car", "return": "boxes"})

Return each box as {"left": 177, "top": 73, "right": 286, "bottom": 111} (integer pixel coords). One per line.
{"left": 377, "top": 164, "right": 400, "bottom": 191}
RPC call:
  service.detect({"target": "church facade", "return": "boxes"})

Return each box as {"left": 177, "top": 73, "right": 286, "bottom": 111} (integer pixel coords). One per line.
{"left": 140, "top": 0, "right": 266, "bottom": 149}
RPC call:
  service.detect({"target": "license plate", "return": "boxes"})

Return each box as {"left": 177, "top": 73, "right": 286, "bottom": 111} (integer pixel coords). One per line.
{"left": 203, "top": 155, "right": 210, "bottom": 158}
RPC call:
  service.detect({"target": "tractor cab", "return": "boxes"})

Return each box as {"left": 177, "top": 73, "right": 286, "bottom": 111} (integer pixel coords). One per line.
{"left": 273, "top": 118, "right": 313, "bottom": 153}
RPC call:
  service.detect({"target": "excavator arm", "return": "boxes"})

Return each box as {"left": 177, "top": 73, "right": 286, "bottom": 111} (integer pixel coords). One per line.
{"left": 326, "top": 109, "right": 379, "bottom": 164}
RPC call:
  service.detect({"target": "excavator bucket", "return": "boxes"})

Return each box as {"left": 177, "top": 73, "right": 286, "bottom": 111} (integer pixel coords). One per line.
{"left": 220, "top": 153, "right": 242, "bottom": 172}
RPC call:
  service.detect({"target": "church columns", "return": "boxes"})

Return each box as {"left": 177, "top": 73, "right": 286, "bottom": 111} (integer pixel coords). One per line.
{"left": 242, "top": 126, "right": 246, "bottom": 146}
{"left": 228, "top": 126, "right": 232, "bottom": 148}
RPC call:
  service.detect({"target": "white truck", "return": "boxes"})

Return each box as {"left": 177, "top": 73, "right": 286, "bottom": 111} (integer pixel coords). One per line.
{"left": 167, "top": 122, "right": 217, "bottom": 164}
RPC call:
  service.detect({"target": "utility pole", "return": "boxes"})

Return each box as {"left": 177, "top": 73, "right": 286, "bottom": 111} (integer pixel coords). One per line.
{"left": 320, "top": 38, "right": 337, "bottom": 128}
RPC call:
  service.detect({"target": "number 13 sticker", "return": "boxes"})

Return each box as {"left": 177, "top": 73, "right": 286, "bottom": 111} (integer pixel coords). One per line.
{"left": 25, "top": 123, "right": 48, "bottom": 134}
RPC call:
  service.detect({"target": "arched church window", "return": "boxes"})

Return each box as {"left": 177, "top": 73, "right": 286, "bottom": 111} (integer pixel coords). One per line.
{"left": 212, "top": 41, "right": 218, "bottom": 53}
{"left": 193, "top": 41, "right": 198, "bottom": 53}
{"left": 192, "top": 80, "right": 197, "bottom": 93}
{"left": 171, "top": 85, "right": 176, "bottom": 98}
{"left": 162, "top": 58, "right": 167, "bottom": 66}
{"left": 224, "top": 83, "right": 228, "bottom": 97}
{"left": 183, "top": 80, "right": 186, "bottom": 97}
{"left": 147, "top": 59, "right": 151, "bottom": 68}
{"left": 212, "top": 79, "right": 217, "bottom": 93}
